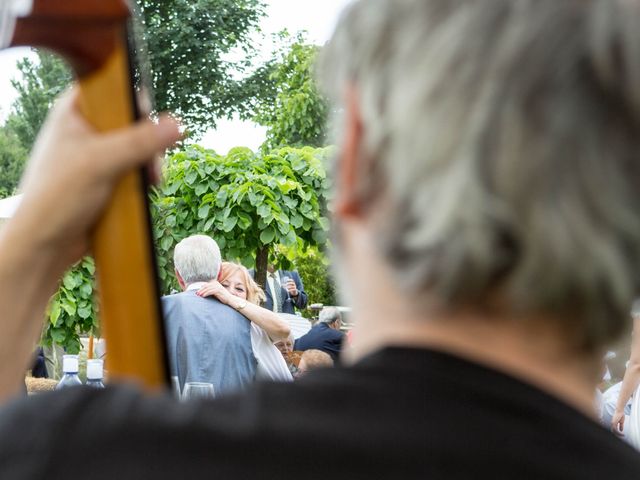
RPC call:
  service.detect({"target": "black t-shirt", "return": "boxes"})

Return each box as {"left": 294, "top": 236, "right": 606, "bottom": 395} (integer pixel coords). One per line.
{"left": 0, "top": 347, "right": 638, "bottom": 479}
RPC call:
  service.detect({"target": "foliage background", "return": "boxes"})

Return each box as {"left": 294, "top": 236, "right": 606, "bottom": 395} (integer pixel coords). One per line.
{"left": 254, "top": 37, "right": 328, "bottom": 149}
{"left": 0, "top": 52, "right": 71, "bottom": 197}
{"left": 44, "top": 258, "right": 98, "bottom": 354}
{"left": 0, "top": 10, "right": 337, "bottom": 352}
{"left": 134, "top": 0, "right": 268, "bottom": 135}
{"left": 151, "top": 144, "right": 332, "bottom": 292}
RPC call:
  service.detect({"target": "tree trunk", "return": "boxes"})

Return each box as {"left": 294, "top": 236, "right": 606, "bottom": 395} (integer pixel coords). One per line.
{"left": 255, "top": 245, "right": 269, "bottom": 291}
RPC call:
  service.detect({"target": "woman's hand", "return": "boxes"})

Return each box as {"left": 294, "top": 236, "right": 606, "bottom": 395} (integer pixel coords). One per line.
{"left": 612, "top": 410, "right": 626, "bottom": 436}
{"left": 197, "top": 281, "right": 237, "bottom": 307}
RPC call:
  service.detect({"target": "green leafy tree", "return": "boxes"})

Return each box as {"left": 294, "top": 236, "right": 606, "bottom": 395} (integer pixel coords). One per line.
{"left": 44, "top": 258, "right": 98, "bottom": 354}
{"left": 0, "top": 51, "right": 70, "bottom": 198}
{"left": 7, "top": 51, "right": 72, "bottom": 151}
{"left": 134, "top": 0, "right": 267, "bottom": 135}
{"left": 6, "top": 1, "right": 268, "bottom": 144}
{"left": 0, "top": 124, "right": 27, "bottom": 198}
{"left": 3, "top": 52, "right": 96, "bottom": 353}
{"left": 254, "top": 37, "right": 329, "bottom": 149}
{"left": 4, "top": 0, "right": 267, "bottom": 348}
{"left": 152, "top": 144, "right": 332, "bottom": 290}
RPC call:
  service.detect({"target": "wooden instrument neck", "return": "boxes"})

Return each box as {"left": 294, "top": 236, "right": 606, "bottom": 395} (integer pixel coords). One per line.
{"left": 10, "top": 0, "right": 130, "bottom": 77}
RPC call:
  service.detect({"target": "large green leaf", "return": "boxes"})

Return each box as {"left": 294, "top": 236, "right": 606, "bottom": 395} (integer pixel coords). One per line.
{"left": 62, "top": 272, "right": 79, "bottom": 290}
{"left": 197, "top": 203, "right": 210, "bottom": 219}
{"left": 222, "top": 216, "right": 239, "bottom": 233}
{"left": 260, "top": 227, "right": 276, "bottom": 244}
{"left": 152, "top": 144, "right": 330, "bottom": 294}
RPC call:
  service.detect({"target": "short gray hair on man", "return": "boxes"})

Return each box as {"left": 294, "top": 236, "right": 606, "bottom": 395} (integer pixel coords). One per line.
{"left": 319, "top": 306, "right": 342, "bottom": 325}
{"left": 322, "top": 0, "right": 640, "bottom": 352}
{"left": 173, "top": 235, "right": 222, "bottom": 285}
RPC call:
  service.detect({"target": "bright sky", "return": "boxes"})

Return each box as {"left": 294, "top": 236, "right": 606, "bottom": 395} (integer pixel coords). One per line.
{"left": 0, "top": 0, "right": 353, "bottom": 152}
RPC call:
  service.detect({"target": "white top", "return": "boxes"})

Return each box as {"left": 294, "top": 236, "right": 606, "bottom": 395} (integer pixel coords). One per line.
{"left": 183, "top": 281, "right": 292, "bottom": 381}
{"left": 250, "top": 324, "right": 292, "bottom": 382}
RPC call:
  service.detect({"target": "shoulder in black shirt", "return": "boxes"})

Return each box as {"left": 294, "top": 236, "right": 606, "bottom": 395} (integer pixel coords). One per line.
{"left": 0, "top": 347, "right": 638, "bottom": 479}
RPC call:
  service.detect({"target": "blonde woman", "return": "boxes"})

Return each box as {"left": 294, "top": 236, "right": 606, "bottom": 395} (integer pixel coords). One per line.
{"left": 197, "top": 262, "right": 293, "bottom": 382}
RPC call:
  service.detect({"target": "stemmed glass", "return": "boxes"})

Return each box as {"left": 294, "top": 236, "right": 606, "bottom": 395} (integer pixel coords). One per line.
{"left": 182, "top": 382, "right": 215, "bottom": 400}
{"left": 281, "top": 275, "right": 292, "bottom": 301}
{"left": 171, "top": 376, "right": 181, "bottom": 399}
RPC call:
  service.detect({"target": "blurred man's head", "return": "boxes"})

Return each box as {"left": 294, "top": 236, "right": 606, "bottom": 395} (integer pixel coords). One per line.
{"left": 318, "top": 307, "right": 342, "bottom": 331}
{"left": 323, "top": 0, "right": 640, "bottom": 355}
{"left": 173, "top": 235, "right": 221, "bottom": 290}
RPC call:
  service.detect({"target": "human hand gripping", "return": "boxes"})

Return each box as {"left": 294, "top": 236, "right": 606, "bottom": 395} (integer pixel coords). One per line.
{"left": 16, "top": 88, "right": 181, "bottom": 268}
{"left": 612, "top": 410, "right": 626, "bottom": 436}
{"left": 0, "top": 87, "right": 180, "bottom": 402}
{"left": 197, "top": 281, "right": 239, "bottom": 307}
{"left": 284, "top": 279, "right": 298, "bottom": 297}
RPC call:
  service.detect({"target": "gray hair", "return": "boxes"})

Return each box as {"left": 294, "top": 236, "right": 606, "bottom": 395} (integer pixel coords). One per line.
{"left": 173, "top": 235, "right": 221, "bottom": 285}
{"left": 322, "top": 0, "right": 640, "bottom": 352}
{"left": 319, "top": 306, "right": 342, "bottom": 325}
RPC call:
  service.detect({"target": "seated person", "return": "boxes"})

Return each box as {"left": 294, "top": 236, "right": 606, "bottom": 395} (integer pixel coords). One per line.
{"left": 274, "top": 334, "right": 303, "bottom": 377}
{"left": 294, "top": 307, "right": 344, "bottom": 361}
{"left": 297, "top": 349, "right": 334, "bottom": 377}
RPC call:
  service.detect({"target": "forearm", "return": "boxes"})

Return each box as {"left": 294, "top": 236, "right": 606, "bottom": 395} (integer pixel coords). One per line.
{"left": 0, "top": 217, "right": 68, "bottom": 403}
{"left": 616, "top": 362, "right": 640, "bottom": 413}
{"left": 230, "top": 300, "right": 290, "bottom": 342}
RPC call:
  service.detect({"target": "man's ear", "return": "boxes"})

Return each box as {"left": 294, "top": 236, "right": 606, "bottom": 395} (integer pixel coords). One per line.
{"left": 334, "top": 85, "right": 365, "bottom": 220}
{"left": 175, "top": 269, "right": 186, "bottom": 291}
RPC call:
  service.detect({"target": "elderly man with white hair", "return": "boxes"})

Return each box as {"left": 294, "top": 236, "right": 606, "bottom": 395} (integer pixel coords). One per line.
{"left": 163, "top": 235, "right": 256, "bottom": 395}
{"left": 2, "top": 0, "right": 640, "bottom": 478}
{"left": 294, "top": 307, "right": 344, "bottom": 361}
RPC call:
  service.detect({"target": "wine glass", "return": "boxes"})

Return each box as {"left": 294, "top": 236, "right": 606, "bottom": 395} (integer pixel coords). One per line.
{"left": 281, "top": 275, "right": 292, "bottom": 300}
{"left": 171, "top": 376, "right": 181, "bottom": 399}
{"left": 182, "top": 382, "right": 215, "bottom": 400}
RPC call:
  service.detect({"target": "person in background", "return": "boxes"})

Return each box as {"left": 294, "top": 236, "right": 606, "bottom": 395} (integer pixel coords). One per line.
{"left": 294, "top": 307, "right": 344, "bottom": 362}
{"left": 197, "top": 262, "right": 292, "bottom": 382}
{"left": 274, "top": 334, "right": 302, "bottom": 377}
{"left": 163, "top": 236, "right": 257, "bottom": 394}
{"left": 30, "top": 347, "right": 47, "bottom": 379}
{"left": 262, "top": 266, "right": 308, "bottom": 314}
{"left": 2, "top": 0, "right": 640, "bottom": 477}
{"left": 297, "top": 349, "right": 334, "bottom": 377}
